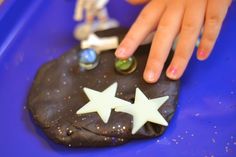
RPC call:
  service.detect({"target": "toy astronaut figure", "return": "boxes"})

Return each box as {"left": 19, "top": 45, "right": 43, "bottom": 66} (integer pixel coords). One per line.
{"left": 74, "top": 0, "right": 119, "bottom": 40}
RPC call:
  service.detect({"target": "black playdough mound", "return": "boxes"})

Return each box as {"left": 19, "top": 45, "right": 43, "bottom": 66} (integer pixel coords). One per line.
{"left": 27, "top": 28, "right": 179, "bottom": 147}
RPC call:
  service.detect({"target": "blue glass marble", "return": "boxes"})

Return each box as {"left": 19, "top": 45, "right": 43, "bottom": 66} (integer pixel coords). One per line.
{"left": 78, "top": 48, "right": 99, "bottom": 70}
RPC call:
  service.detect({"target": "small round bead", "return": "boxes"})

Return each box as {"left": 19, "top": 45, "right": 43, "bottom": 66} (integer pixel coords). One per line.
{"left": 115, "top": 56, "right": 137, "bottom": 75}
{"left": 78, "top": 48, "right": 99, "bottom": 70}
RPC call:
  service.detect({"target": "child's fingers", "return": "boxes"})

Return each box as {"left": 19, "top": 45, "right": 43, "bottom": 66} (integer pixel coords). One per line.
{"left": 126, "top": 0, "right": 150, "bottom": 5}
{"left": 166, "top": 0, "right": 207, "bottom": 80}
{"left": 143, "top": 0, "right": 185, "bottom": 83}
{"left": 197, "top": 0, "right": 231, "bottom": 60}
{"left": 115, "top": 0, "right": 166, "bottom": 59}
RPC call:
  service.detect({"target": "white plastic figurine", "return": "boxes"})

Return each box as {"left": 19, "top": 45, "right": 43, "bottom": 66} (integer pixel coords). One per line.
{"left": 74, "top": 0, "right": 119, "bottom": 40}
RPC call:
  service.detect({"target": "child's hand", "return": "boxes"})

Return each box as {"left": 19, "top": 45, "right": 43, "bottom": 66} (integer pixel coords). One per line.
{"left": 115, "top": 0, "right": 232, "bottom": 83}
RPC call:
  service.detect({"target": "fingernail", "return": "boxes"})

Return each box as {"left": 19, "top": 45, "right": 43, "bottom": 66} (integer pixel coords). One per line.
{"left": 115, "top": 47, "right": 127, "bottom": 58}
{"left": 167, "top": 66, "right": 178, "bottom": 79}
{"left": 145, "top": 70, "right": 157, "bottom": 83}
{"left": 198, "top": 51, "right": 205, "bottom": 58}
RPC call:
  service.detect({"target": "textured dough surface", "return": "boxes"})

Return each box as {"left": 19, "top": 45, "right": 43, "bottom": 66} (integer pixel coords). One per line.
{"left": 27, "top": 28, "right": 180, "bottom": 147}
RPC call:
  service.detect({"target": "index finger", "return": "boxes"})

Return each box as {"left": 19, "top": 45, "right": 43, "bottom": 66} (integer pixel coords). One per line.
{"left": 115, "top": 0, "right": 166, "bottom": 59}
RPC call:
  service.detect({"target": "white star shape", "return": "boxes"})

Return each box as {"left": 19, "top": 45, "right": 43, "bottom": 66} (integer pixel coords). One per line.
{"left": 76, "top": 82, "right": 131, "bottom": 123}
{"left": 115, "top": 88, "right": 169, "bottom": 134}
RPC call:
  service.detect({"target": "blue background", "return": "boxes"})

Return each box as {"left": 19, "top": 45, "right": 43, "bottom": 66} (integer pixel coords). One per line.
{"left": 0, "top": 0, "right": 236, "bottom": 156}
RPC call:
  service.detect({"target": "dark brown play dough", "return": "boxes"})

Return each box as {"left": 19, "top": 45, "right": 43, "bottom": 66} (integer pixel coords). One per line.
{"left": 27, "top": 28, "right": 180, "bottom": 147}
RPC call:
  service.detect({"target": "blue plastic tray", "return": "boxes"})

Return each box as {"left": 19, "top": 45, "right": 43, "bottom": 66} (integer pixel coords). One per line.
{"left": 0, "top": 1, "right": 236, "bottom": 156}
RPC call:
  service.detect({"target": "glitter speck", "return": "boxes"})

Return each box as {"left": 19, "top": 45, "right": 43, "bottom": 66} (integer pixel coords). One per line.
{"left": 81, "top": 117, "right": 86, "bottom": 121}
{"left": 122, "top": 126, "right": 126, "bottom": 130}
{"left": 191, "top": 134, "right": 194, "bottom": 137}
{"left": 58, "top": 129, "right": 62, "bottom": 134}
{"left": 112, "top": 126, "right": 116, "bottom": 129}
{"left": 225, "top": 146, "right": 229, "bottom": 153}
{"left": 103, "top": 75, "right": 107, "bottom": 78}
{"left": 63, "top": 81, "right": 67, "bottom": 85}
{"left": 119, "top": 138, "right": 124, "bottom": 142}
{"left": 66, "top": 130, "right": 73, "bottom": 136}
{"left": 68, "top": 144, "right": 72, "bottom": 147}
{"left": 56, "top": 89, "right": 60, "bottom": 93}
{"left": 194, "top": 113, "right": 200, "bottom": 117}
{"left": 96, "top": 126, "right": 100, "bottom": 130}
{"left": 118, "top": 125, "right": 121, "bottom": 128}
{"left": 212, "top": 138, "right": 216, "bottom": 143}
{"left": 46, "top": 92, "right": 50, "bottom": 96}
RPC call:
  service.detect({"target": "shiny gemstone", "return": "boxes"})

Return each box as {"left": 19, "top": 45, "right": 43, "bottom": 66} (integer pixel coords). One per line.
{"left": 115, "top": 56, "right": 137, "bottom": 75}
{"left": 78, "top": 48, "right": 99, "bottom": 70}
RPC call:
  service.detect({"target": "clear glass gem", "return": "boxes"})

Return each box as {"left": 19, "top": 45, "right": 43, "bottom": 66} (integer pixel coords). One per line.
{"left": 78, "top": 48, "right": 99, "bottom": 70}
{"left": 115, "top": 56, "right": 137, "bottom": 75}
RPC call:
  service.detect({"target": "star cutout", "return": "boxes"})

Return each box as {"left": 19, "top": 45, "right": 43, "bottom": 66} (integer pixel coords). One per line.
{"left": 115, "top": 88, "right": 169, "bottom": 134}
{"left": 76, "top": 82, "right": 131, "bottom": 123}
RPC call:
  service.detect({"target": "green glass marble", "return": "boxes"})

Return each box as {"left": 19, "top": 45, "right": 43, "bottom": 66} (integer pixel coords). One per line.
{"left": 115, "top": 56, "right": 137, "bottom": 75}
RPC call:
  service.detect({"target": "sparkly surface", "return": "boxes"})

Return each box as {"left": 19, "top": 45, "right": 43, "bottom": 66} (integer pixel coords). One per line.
{"left": 78, "top": 48, "right": 99, "bottom": 70}
{"left": 27, "top": 41, "right": 179, "bottom": 148}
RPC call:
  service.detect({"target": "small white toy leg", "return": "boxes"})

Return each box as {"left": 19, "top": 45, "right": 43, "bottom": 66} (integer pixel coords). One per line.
{"left": 81, "top": 34, "right": 119, "bottom": 52}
